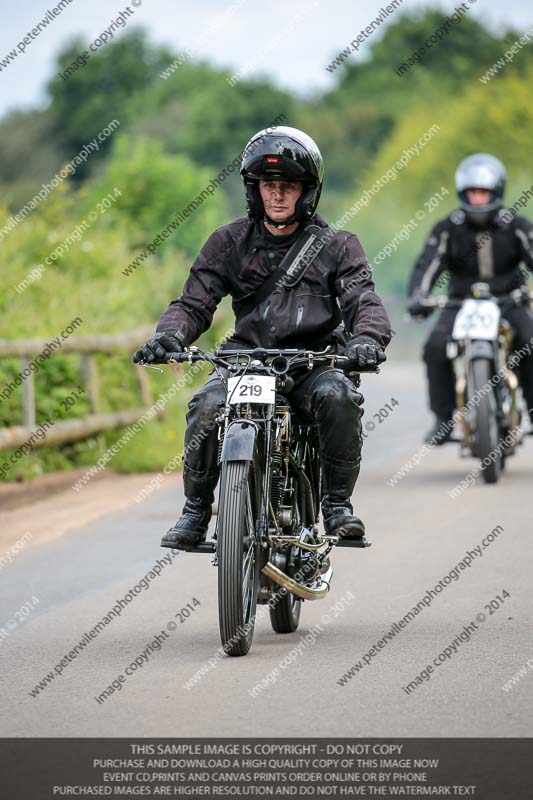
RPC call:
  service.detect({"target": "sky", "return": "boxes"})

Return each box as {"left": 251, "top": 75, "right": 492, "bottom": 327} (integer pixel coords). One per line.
{"left": 0, "top": 0, "right": 532, "bottom": 118}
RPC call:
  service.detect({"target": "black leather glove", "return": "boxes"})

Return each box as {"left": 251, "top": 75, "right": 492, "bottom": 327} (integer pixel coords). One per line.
{"left": 344, "top": 336, "right": 386, "bottom": 369}
{"left": 132, "top": 332, "right": 184, "bottom": 364}
{"left": 407, "top": 294, "right": 433, "bottom": 319}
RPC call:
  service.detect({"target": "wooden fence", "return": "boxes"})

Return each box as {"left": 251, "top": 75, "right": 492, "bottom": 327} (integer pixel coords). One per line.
{"left": 0, "top": 326, "right": 158, "bottom": 452}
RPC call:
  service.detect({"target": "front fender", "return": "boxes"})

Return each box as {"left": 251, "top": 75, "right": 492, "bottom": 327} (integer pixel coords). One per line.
{"left": 467, "top": 340, "right": 495, "bottom": 361}
{"left": 220, "top": 420, "right": 258, "bottom": 462}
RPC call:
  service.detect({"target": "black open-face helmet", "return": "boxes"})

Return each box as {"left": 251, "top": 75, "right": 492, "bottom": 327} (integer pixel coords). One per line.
{"left": 455, "top": 153, "right": 506, "bottom": 227}
{"left": 240, "top": 126, "right": 324, "bottom": 227}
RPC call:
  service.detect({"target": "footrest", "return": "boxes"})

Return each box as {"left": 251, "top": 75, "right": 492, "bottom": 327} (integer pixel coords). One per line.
{"left": 189, "top": 540, "right": 216, "bottom": 553}
{"left": 336, "top": 537, "right": 372, "bottom": 548}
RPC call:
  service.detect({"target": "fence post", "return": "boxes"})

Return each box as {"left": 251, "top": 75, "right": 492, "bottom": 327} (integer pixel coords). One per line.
{"left": 136, "top": 366, "right": 152, "bottom": 407}
{"left": 21, "top": 357, "right": 36, "bottom": 428}
{"left": 82, "top": 354, "right": 101, "bottom": 413}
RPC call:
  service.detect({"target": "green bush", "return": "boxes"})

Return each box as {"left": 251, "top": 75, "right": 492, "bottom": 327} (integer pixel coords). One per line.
{"left": 0, "top": 149, "right": 227, "bottom": 480}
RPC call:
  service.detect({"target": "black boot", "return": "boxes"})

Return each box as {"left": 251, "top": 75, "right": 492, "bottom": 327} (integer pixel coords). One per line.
{"left": 322, "top": 495, "right": 365, "bottom": 541}
{"left": 161, "top": 496, "right": 213, "bottom": 551}
{"left": 424, "top": 415, "right": 454, "bottom": 445}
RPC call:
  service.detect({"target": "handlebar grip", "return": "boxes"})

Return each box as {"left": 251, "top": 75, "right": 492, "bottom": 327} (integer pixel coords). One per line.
{"left": 340, "top": 360, "right": 381, "bottom": 374}
{"left": 166, "top": 351, "right": 190, "bottom": 362}
{"left": 352, "top": 365, "right": 381, "bottom": 373}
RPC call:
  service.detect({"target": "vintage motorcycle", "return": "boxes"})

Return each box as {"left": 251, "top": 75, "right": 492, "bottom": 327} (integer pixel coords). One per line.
{"left": 148, "top": 346, "right": 378, "bottom": 656}
{"left": 423, "top": 283, "right": 532, "bottom": 483}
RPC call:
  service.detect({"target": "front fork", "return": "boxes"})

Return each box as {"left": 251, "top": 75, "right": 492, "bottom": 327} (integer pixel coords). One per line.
{"left": 257, "top": 405, "right": 275, "bottom": 542}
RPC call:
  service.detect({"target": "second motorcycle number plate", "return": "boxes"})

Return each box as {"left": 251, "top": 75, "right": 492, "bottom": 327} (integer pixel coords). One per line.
{"left": 227, "top": 375, "right": 276, "bottom": 404}
{"left": 452, "top": 299, "right": 500, "bottom": 341}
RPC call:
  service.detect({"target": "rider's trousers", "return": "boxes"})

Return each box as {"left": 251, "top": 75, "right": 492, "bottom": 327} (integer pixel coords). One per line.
{"left": 181, "top": 366, "right": 364, "bottom": 503}
{"left": 423, "top": 305, "right": 533, "bottom": 419}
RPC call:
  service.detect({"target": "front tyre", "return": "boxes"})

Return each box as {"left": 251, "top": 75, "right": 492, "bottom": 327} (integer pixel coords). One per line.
{"left": 218, "top": 460, "right": 260, "bottom": 656}
{"left": 471, "top": 358, "right": 500, "bottom": 484}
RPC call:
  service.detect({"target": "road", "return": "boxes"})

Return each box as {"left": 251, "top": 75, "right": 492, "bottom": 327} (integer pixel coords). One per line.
{"left": 0, "top": 362, "right": 532, "bottom": 737}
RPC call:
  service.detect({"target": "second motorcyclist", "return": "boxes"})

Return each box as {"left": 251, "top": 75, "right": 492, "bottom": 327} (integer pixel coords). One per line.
{"left": 407, "top": 153, "right": 533, "bottom": 443}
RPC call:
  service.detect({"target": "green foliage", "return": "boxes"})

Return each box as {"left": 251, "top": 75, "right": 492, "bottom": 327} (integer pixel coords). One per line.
{"left": 330, "top": 9, "right": 513, "bottom": 108}
{"left": 82, "top": 136, "right": 225, "bottom": 252}
{"left": 315, "top": 8, "right": 532, "bottom": 197}
{"left": 2, "top": 9, "right": 533, "bottom": 478}
{"left": 128, "top": 58, "right": 295, "bottom": 168}
{"left": 47, "top": 31, "right": 168, "bottom": 171}
{"left": 0, "top": 109, "right": 61, "bottom": 209}
{"left": 341, "top": 64, "right": 533, "bottom": 294}
{"left": 0, "top": 150, "right": 225, "bottom": 480}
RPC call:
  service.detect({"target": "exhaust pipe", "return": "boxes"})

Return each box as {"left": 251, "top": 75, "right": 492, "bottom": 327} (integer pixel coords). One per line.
{"left": 261, "top": 562, "right": 333, "bottom": 600}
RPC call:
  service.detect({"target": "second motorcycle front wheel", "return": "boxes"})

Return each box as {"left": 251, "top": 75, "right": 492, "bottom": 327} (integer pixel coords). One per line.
{"left": 471, "top": 358, "right": 501, "bottom": 484}
{"left": 217, "top": 460, "right": 260, "bottom": 656}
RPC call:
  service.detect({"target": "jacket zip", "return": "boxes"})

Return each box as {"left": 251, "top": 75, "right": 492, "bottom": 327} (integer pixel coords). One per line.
{"left": 296, "top": 304, "right": 304, "bottom": 328}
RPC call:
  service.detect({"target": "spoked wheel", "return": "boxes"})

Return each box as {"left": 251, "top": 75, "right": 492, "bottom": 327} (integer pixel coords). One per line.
{"left": 218, "top": 460, "right": 260, "bottom": 656}
{"left": 471, "top": 359, "right": 501, "bottom": 484}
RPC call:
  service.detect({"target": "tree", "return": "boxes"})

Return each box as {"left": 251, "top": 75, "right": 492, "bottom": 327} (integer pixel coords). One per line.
{"left": 47, "top": 30, "right": 169, "bottom": 175}
{"left": 0, "top": 109, "right": 61, "bottom": 208}
{"left": 83, "top": 135, "right": 225, "bottom": 254}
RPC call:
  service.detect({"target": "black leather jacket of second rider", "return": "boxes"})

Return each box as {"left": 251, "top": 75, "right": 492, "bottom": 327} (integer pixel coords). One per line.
{"left": 408, "top": 208, "right": 533, "bottom": 299}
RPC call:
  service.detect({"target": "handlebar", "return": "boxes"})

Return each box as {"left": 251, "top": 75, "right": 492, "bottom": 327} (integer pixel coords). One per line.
{"left": 146, "top": 346, "right": 383, "bottom": 373}
{"left": 165, "top": 347, "right": 304, "bottom": 362}
{"left": 419, "top": 288, "right": 533, "bottom": 311}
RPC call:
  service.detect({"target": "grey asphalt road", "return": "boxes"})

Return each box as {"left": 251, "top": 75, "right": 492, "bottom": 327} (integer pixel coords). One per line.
{"left": 1, "top": 362, "right": 532, "bottom": 737}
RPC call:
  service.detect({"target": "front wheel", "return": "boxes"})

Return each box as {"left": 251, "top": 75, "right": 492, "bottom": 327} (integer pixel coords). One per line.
{"left": 217, "top": 460, "right": 260, "bottom": 656}
{"left": 471, "top": 358, "right": 500, "bottom": 484}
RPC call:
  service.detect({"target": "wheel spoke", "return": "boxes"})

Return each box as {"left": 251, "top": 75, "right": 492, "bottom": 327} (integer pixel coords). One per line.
{"left": 241, "top": 486, "right": 255, "bottom": 621}
{"left": 242, "top": 546, "right": 254, "bottom": 599}
{"left": 245, "top": 488, "right": 255, "bottom": 535}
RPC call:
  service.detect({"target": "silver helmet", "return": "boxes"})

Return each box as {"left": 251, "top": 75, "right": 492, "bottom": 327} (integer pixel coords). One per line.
{"left": 455, "top": 153, "right": 506, "bottom": 226}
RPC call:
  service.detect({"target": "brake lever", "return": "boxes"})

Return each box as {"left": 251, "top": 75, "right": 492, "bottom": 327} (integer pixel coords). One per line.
{"left": 138, "top": 361, "right": 164, "bottom": 373}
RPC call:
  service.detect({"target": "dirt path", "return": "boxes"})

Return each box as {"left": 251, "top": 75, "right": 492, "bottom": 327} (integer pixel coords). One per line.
{"left": 0, "top": 469, "right": 175, "bottom": 555}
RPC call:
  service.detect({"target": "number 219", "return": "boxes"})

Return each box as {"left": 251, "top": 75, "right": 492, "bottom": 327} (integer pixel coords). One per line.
{"left": 239, "top": 384, "right": 262, "bottom": 396}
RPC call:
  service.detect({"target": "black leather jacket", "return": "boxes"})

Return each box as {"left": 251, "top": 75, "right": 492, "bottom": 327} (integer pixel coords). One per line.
{"left": 157, "top": 214, "right": 392, "bottom": 350}
{"left": 408, "top": 208, "right": 533, "bottom": 299}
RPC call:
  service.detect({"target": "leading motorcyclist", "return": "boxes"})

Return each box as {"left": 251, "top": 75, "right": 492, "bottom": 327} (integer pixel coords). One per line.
{"left": 407, "top": 153, "right": 533, "bottom": 443}
{"left": 133, "top": 126, "right": 392, "bottom": 550}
